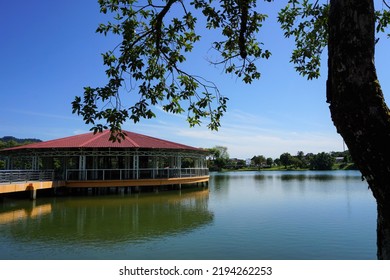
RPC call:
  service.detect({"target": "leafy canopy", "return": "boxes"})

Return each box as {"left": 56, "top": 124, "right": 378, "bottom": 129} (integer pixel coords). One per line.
{"left": 72, "top": 0, "right": 390, "bottom": 141}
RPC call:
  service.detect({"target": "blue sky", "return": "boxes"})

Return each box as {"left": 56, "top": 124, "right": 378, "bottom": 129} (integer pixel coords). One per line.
{"left": 1, "top": 0, "right": 389, "bottom": 159}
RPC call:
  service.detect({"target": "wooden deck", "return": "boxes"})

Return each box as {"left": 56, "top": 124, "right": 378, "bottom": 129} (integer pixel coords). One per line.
{"left": 0, "top": 176, "right": 209, "bottom": 197}
{"left": 0, "top": 180, "right": 64, "bottom": 195}
{"left": 64, "top": 175, "right": 210, "bottom": 188}
{"left": 0, "top": 169, "right": 209, "bottom": 198}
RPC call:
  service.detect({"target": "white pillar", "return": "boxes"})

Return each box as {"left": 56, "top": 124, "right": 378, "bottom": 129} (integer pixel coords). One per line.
{"left": 133, "top": 151, "right": 139, "bottom": 179}
{"left": 6, "top": 157, "right": 11, "bottom": 169}
{"left": 124, "top": 153, "right": 132, "bottom": 180}
{"left": 32, "top": 156, "right": 38, "bottom": 170}
{"left": 177, "top": 155, "right": 182, "bottom": 177}
{"left": 153, "top": 156, "right": 158, "bottom": 179}
{"left": 79, "top": 155, "right": 86, "bottom": 180}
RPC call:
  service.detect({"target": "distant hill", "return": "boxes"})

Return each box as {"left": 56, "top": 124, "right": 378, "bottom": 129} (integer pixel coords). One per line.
{"left": 0, "top": 136, "right": 42, "bottom": 149}
{"left": 1, "top": 136, "right": 42, "bottom": 143}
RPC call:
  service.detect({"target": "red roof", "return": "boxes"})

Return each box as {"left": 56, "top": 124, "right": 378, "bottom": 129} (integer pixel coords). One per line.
{"left": 2, "top": 130, "right": 202, "bottom": 151}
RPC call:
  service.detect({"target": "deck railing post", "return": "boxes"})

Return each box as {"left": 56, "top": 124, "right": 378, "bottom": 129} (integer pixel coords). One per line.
{"left": 45, "top": 167, "right": 208, "bottom": 182}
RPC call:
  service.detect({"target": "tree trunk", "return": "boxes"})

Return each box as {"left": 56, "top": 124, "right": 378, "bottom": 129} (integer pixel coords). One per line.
{"left": 327, "top": 0, "right": 390, "bottom": 259}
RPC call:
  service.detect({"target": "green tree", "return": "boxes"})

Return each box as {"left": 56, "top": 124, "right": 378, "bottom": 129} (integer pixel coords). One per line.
{"left": 73, "top": 0, "right": 390, "bottom": 259}
{"left": 207, "top": 147, "right": 220, "bottom": 160}
{"left": 309, "top": 152, "right": 335, "bottom": 170}
{"left": 215, "top": 146, "right": 229, "bottom": 160}
{"left": 273, "top": 158, "right": 281, "bottom": 166}
{"left": 289, "top": 156, "right": 302, "bottom": 169}
{"left": 251, "top": 155, "right": 266, "bottom": 169}
{"left": 296, "top": 151, "right": 305, "bottom": 161}
{"left": 207, "top": 146, "right": 229, "bottom": 171}
{"left": 288, "top": 151, "right": 307, "bottom": 169}
{"left": 5, "top": 140, "right": 18, "bottom": 148}
{"left": 279, "top": 152, "right": 292, "bottom": 169}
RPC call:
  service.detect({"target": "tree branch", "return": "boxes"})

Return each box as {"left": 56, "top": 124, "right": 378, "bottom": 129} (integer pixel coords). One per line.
{"left": 154, "top": 0, "right": 177, "bottom": 50}
{"left": 239, "top": 0, "right": 249, "bottom": 59}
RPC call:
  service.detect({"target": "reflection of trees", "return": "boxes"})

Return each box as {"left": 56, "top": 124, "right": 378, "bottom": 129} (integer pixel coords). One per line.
{"left": 280, "top": 174, "right": 334, "bottom": 181}
{"left": 277, "top": 172, "right": 365, "bottom": 195}
{"left": 209, "top": 173, "right": 230, "bottom": 193}
{"left": 2, "top": 189, "right": 212, "bottom": 244}
{"left": 211, "top": 172, "right": 269, "bottom": 195}
{"left": 279, "top": 173, "right": 361, "bottom": 182}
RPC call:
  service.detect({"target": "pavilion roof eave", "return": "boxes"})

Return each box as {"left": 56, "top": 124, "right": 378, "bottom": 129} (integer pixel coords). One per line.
{"left": 0, "top": 147, "right": 208, "bottom": 158}
{"left": 0, "top": 130, "right": 207, "bottom": 155}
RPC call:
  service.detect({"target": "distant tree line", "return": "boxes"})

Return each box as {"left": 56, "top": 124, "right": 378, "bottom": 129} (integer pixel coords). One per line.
{"left": 0, "top": 136, "right": 42, "bottom": 169}
{"left": 0, "top": 136, "right": 41, "bottom": 149}
{"left": 207, "top": 146, "right": 355, "bottom": 171}
{"left": 1, "top": 138, "right": 354, "bottom": 172}
{"left": 207, "top": 146, "right": 230, "bottom": 171}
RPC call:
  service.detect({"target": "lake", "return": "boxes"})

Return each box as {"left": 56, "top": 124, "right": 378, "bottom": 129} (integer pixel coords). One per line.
{"left": 0, "top": 170, "right": 377, "bottom": 260}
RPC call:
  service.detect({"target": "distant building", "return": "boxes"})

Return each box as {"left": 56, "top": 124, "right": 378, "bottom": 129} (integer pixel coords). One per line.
{"left": 335, "top": 157, "right": 345, "bottom": 163}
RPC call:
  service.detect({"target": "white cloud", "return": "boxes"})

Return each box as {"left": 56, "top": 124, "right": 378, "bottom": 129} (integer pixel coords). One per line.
{"left": 118, "top": 104, "right": 344, "bottom": 159}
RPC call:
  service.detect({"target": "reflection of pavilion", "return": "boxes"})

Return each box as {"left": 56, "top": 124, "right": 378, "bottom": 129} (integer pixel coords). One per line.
{"left": 0, "top": 130, "right": 209, "bottom": 196}
{"left": 1, "top": 189, "right": 212, "bottom": 245}
{"left": 0, "top": 203, "right": 52, "bottom": 225}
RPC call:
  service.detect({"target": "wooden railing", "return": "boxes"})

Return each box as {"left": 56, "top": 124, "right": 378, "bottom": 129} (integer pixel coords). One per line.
{"left": 65, "top": 168, "right": 209, "bottom": 181}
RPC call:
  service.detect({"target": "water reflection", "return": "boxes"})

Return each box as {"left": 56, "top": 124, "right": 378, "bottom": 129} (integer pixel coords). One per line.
{"left": 0, "top": 171, "right": 376, "bottom": 260}
{"left": 279, "top": 174, "right": 362, "bottom": 181}
{"left": 0, "top": 188, "right": 213, "bottom": 245}
{"left": 210, "top": 170, "right": 363, "bottom": 192}
{"left": 280, "top": 174, "right": 335, "bottom": 181}
{"left": 0, "top": 203, "right": 52, "bottom": 225}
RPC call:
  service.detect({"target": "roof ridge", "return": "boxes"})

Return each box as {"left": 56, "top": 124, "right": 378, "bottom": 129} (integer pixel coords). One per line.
{"left": 121, "top": 131, "right": 140, "bottom": 147}
{"left": 124, "top": 130, "right": 196, "bottom": 149}
{"left": 81, "top": 130, "right": 110, "bottom": 147}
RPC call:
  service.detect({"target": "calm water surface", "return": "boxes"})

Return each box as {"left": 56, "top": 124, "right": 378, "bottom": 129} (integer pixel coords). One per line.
{"left": 0, "top": 170, "right": 377, "bottom": 259}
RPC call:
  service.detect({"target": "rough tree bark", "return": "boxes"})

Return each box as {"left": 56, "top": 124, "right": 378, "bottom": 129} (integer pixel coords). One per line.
{"left": 327, "top": 0, "right": 390, "bottom": 259}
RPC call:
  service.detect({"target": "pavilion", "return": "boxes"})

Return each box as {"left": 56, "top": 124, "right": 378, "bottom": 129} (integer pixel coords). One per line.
{"left": 0, "top": 130, "right": 209, "bottom": 195}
